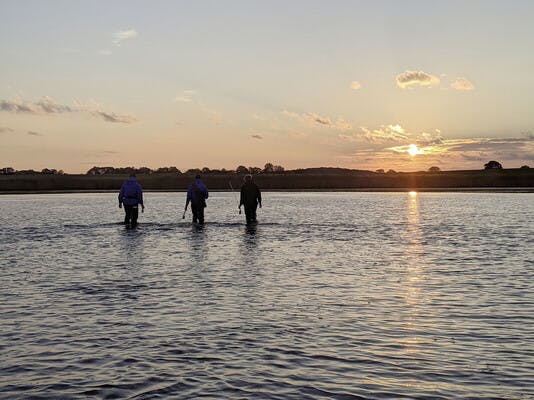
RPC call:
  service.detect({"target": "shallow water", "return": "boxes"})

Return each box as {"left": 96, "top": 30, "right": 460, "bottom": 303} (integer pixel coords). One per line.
{"left": 0, "top": 192, "right": 532, "bottom": 399}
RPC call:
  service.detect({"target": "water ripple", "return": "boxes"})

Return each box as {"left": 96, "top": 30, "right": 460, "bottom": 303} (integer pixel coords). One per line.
{"left": 0, "top": 192, "right": 533, "bottom": 399}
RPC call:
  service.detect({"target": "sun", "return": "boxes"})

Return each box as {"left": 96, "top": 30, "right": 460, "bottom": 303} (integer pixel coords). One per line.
{"left": 407, "top": 144, "right": 422, "bottom": 157}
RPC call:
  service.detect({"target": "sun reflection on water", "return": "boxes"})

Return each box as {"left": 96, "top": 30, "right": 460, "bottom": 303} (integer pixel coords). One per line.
{"left": 401, "top": 191, "right": 425, "bottom": 353}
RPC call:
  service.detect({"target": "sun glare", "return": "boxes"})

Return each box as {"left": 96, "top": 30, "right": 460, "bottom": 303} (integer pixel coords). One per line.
{"left": 408, "top": 144, "right": 421, "bottom": 157}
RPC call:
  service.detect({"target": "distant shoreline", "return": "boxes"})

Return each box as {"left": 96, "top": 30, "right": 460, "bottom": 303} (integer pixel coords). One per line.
{"left": 1, "top": 169, "right": 532, "bottom": 193}
{"left": 1, "top": 187, "right": 533, "bottom": 195}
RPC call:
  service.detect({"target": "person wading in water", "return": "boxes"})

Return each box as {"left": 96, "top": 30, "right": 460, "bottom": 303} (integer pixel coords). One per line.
{"left": 185, "top": 174, "right": 209, "bottom": 224}
{"left": 239, "top": 174, "right": 262, "bottom": 224}
{"left": 118, "top": 173, "right": 144, "bottom": 228}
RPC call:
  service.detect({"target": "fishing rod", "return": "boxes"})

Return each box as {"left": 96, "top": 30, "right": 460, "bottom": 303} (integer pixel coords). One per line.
{"left": 229, "top": 181, "right": 241, "bottom": 214}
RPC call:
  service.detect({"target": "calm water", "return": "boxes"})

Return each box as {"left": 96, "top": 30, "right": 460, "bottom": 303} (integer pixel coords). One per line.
{"left": 0, "top": 192, "right": 532, "bottom": 400}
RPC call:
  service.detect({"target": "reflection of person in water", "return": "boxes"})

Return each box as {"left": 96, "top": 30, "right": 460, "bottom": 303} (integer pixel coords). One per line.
{"left": 239, "top": 174, "right": 262, "bottom": 224}
{"left": 185, "top": 174, "right": 209, "bottom": 224}
{"left": 118, "top": 173, "right": 144, "bottom": 228}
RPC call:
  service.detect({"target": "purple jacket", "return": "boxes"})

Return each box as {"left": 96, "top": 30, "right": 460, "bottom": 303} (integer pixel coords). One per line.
{"left": 118, "top": 177, "right": 144, "bottom": 206}
{"left": 186, "top": 179, "right": 209, "bottom": 208}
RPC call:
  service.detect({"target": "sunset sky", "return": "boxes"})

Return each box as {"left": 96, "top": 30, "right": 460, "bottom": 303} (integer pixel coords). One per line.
{"left": 1, "top": 0, "right": 533, "bottom": 173}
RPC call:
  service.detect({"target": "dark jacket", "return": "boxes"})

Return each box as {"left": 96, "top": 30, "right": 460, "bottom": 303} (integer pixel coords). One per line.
{"left": 186, "top": 179, "right": 209, "bottom": 208}
{"left": 240, "top": 182, "right": 261, "bottom": 207}
{"left": 118, "top": 177, "right": 143, "bottom": 206}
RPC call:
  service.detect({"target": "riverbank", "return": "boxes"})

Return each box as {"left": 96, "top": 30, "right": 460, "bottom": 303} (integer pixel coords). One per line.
{"left": 1, "top": 187, "right": 533, "bottom": 195}
{"left": 0, "top": 169, "right": 532, "bottom": 192}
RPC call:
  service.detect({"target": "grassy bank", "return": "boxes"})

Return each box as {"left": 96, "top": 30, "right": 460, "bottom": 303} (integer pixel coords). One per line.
{"left": 0, "top": 169, "right": 533, "bottom": 192}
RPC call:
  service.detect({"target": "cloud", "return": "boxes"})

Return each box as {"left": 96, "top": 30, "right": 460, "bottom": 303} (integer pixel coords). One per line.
{"left": 113, "top": 29, "right": 138, "bottom": 45}
{"left": 360, "top": 124, "right": 409, "bottom": 142}
{"left": 251, "top": 134, "right": 263, "bottom": 140}
{"left": 98, "top": 49, "right": 112, "bottom": 56}
{"left": 396, "top": 70, "right": 440, "bottom": 88}
{"left": 451, "top": 77, "right": 475, "bottom": 91}
{"left": 417, "top": 131, "right": 444, "bottom": 146}
{"left": 350, "top": 81, "right": 361, "bottom": 91}
{"left": 0, "top": 97, "right": 74, "bottom": 115}
{"left": 282, "top": 110, "right": 352, "bottom": 131}
{"left": 27, "top": 131, "right": 43, "bottom": 136}
{"left": 174, "top": 90, "right": 197, "bottom": 103}
{"left": 0, "top": 97, "right": 139, "bottom": 124}
{"left": 340, "top": 135, "right": 534, "bottom": 171}
{"left": 91, "top": 110, "right": 138, "bottom": 124}
{"left": 0, "top": 127, "right": 14, "bottom": 133}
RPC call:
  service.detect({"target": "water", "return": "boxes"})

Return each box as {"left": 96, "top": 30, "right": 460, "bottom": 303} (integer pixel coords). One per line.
{"left": 0, "top": 192, "right": 532, "bottom": 399}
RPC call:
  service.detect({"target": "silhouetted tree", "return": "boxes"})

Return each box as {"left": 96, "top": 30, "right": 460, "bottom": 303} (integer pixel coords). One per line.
{"left": 186, "top": 168, "right": 201, "bottom": 174}
{"left": 248, "top": 167, "right": 262, "bottom": 174}
{"left": 273, "top": 165, "right": 285, "bottom": 173}
{"left": 484, "top": 161, "right": 503, "bottom": 170}
{"left": 1, "top": 167, "right": 15, "bottom": 175}
{"left": 236, "top": 165, "right": 248, "bottom": 174}
{"left": 263, "top": 163, "right": 274, "bottom": 173}
{"left": 520, "top": 165, "right": 530, "bottom": 169}
{"left": 201, "top": 167, "right": 211, "bottom": 174}
{"left": 156, "top": 166, "right": 181, "bottom": 173}
{"left": 375, "top": 169, "right": 385, "bottom": 174}
{"left": 386, "top": 169, "right": 397, "bottom": 174}
{"left": 428, "top": 166, "right": 441, "bottom": 172}
{"left": 137, "top": 167, "right": 152, "bottom": 174}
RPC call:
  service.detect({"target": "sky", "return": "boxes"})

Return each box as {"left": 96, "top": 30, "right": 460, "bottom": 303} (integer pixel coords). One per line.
{"left": 1, "top": 0, "right": 534, "bottom": 173}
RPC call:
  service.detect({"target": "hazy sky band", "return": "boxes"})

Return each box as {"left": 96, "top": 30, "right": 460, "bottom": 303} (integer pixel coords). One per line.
{"left": 1, "top": 0, "right": 533, "bottom": 172}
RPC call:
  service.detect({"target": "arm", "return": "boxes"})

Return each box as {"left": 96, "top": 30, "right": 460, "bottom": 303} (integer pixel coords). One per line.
{"left": 239, "top": 186, "right": 244, "bottom": 207}
{"left": 138, "top": 185, "right": 144, "bottom": 211}
{"left": 118, "top": 185, "right": 124, "bottom": 207}
{"left": 257, "top": 186, "right": 262, "bottom": 207}
{"left": 185, "top": 185, "right": 192, "bottom": 209}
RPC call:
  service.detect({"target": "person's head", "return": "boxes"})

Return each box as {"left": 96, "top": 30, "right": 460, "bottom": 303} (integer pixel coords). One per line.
{"left": 244, "top": 174, "right": 252, "bottom": 183}
{"left": 195, "top": 174, "right": 201, "bottom": 180}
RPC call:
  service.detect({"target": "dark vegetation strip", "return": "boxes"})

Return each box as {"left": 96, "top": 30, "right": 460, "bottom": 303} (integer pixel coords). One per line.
{"left": 0, "top": 170, "right": 533, "bottom": 192}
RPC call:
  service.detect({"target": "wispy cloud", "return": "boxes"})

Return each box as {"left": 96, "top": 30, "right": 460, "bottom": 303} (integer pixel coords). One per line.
{"left": 282, "top": 110, "right": 352, "bottom": 131}
{"left": 396, "top": 70, "right": 440, "bottom": 88}
{"left": 90, "top": 110, "right": 138, "bottom": 124}
{"left": 27, "top": 131, "right": 43, "bottom": 136}
{"left": 360, "top": 124, "right": 409, "bottom": 142}
{"left": 0, "top": 127, "right": 14, "bottom": 133}
{"left": 1, "top": 97, "right": 138, "bottom": 124}
{"left": 251, "top": 134, "right": 263, "bottom": 140}
{"left": 112, "top": 29, "right": 138, "bottom": 45}
{"left": 340, "top": 135, "right": 534, "bottom": 171}
{"left": 0, "top": 97, "right": 74, "bottom": 115}
{"left": 350, "top": 81, "right": 361, "bottom": 91}
{"left": 339, "top": 125, "right": 446, "bottom": 148}
{"left": 416, "top": 130, "right": 444, "bottom": 146}
{"left": 451, "top": 77, "right": 475, "bottom": 91}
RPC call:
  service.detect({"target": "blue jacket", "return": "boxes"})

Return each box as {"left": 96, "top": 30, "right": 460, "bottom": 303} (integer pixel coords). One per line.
{"left": 186, "top": 179, "right": 209, "bottom": 208}
{"left": 118, "top": 177, "right": 144, "bottom": 206}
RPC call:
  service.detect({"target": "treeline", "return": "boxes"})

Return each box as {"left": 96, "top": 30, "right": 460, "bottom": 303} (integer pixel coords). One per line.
{"left": 1, "top": 167, "right": 65, "bottom": 175}
{"left": 86, "top": 163, "right": 285, "bottom": 176}
{"left": 3, "top": 160, "right": 530, "bottom": 177}
{"left": 1, "top": 168, "right": 533, "bottom": 192}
